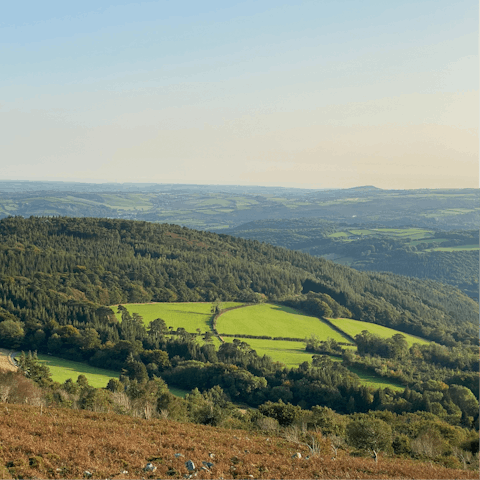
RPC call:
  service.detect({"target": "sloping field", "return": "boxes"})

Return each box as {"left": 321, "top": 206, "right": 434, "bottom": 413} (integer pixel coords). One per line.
{"left": 115, "top": 302, "right": 243, "bottom": 332}
{"left": 239, "top": 338, "right": 315, "bottom": 367}
{"left": 328, "top": 318, "right": 430, "bottom": 347}
{"left": 35, "top": 355, "right": 190, "bottom": 398}
{"left": 346, "top": 366, "right": 404, "bottom": 391}
{"left": 236, "top": 339, "right": 403, "bottom": 390}
{"left": 217, "top": 304, "right": 349, "bottom": 342}
{"left": 36, "top": 355, "right": 119, "bottom": 388}
{"left": 427, "top": 244, "right": 479, "bottom": 252}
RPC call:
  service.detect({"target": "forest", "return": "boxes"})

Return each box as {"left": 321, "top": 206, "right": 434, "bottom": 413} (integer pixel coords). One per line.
{"left": 222, "top": 219, "right": 479, "bottom": 300}
{"left": 0, "top": 215, "right": 477, "bottom": 472}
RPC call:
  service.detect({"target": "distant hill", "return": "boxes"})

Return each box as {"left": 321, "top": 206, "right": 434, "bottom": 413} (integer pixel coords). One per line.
{"left": 0, "top": 181, "right": 478, "bottom": 231}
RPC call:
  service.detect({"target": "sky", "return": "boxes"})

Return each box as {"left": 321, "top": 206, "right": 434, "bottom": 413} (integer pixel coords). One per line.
{"left": 1, "top": 0, "right": 478, "bottom": 189}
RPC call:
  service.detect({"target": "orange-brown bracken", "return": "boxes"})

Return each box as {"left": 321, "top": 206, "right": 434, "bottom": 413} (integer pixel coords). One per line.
{"left": 0, "top": 404, "right": 477, "bottom": 479}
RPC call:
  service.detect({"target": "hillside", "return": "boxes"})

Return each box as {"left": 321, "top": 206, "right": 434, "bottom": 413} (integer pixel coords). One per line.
{"left": 221, "top": 219, "right": 479, "bottom": 300}
{"left": 1, "top": 403, "right": 476, "bottom": 480}
{"left": 0, "top": 216, "right": 477, "bottom": 350}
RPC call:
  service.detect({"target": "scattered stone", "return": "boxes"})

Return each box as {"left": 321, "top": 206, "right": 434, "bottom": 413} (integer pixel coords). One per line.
{"left": 200, "top": 467, "right": 210, "bottom": 472}
{"left": 84, "top": 471, "right": 93, "bottom": 478}
{"left": 292, "top": 452, "right": 302, "bottom": 459}
{"left": 244, "top": 449, "right": 249, "bottom": 453}
{"left": 144, "top": 463, "right": 157, "bottom": 472}
{"left": 166, "top": 468, "right": 177, "bottom": 476}
{"left": 174, "top": 453, "right": 184, "bottom": 458}
{"left": 247, "top": 476, "right": 254, "bottom": 478}
{"left": 202, "top": 461, "right": 214, "bottom": 469}
{"left": 120, "top": 470, "right": 128, "bottom": 474}
{"left": 208, "top": 453, "right": 215, "bottom": 459}
{"left": 185, "top": 460, "right": 195, "bottom": 472}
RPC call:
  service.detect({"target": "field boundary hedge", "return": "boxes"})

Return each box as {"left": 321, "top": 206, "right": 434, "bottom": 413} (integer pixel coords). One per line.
{"left": 212, "top": 303, "right": 255, "bottom": 343}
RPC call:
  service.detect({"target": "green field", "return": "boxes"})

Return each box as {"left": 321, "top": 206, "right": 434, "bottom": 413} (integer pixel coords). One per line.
{"left": 36, "top": 354, "right": 193, "bottom": 398}
{"left": 36, "top": 354, "right": 119, "bottom": 388}
{"left": 426, "top": 244, "right": 479, "bottom": 252}
{"left": 328, "top": 318, "right": 429, "bottom": 347}
{"left": 168, "top": 386, "right": 190, "bottom": 398}
{"left": 346, "top": 366, "right": 404, "bottom": 391}
{"left": 199, "top": 198, "right": 232, "bottom": 207}
{"left": 217, "top": 304, "right": 350, "bottom": 342}
{"left": 328, "top": 227, "right": 436, "bottom": 243}
{"left": 238, "top": 338, "right": 316, "bottom": 367}
{"left": 115, "top": 302, "right": 244, "bottom": 332}
{"left": 232, "top": 338, "right": 403, "bottom": 390}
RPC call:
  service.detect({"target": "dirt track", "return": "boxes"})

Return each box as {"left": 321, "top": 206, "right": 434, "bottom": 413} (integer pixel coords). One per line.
{"left": 0, "top": 348, "right": 17, "bottom": 372}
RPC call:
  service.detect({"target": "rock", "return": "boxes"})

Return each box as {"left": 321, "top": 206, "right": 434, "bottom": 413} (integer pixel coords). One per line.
{"left": 120, "top": 470, "right": 128, "bottom": 475}
{"left": 292, "top": 452, "right": 302, "bottom": 459}
{"left": 144, "top": 463, "right": 157, "bottom": 472}
{"left": 208, "top": 453, "right": 215, "bottom": 459}
{"left": 202, "top": 461, "right": 214, "bottom": 469}
{"left": 174, "top": 453, "right": 184, "bottom": 458}
{"left": 185, "top": 460, "right": 195, "bottom": 471}
{"left": 84, "top": 471, "right": 93, "bottom": 478}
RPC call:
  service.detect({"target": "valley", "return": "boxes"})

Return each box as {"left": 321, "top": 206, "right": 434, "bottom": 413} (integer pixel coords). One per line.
{"left": 0, "top": 215, "right": 477, "bottom": 477}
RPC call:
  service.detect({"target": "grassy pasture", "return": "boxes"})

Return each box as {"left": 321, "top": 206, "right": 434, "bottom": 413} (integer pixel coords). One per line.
{"left": 328, "top": 232, "right": 349, "bottom": 238}
{"left": 238, "top": 338, "right": 315, "bottom": 367}
{"left": 36, "top": 354, "right": 196, "bottom": 398}
{"left": 233, "top": 339, "right": 403, "bottom": 390}
{"left": 347, "top": 366, "right": 404, "bottom": 391}
{"left": 217, "top": 304, "right": 349, "bottom": 342}
{"left": 426, "top": 244, "right": 479, "bottom": 252}
{"left": 328, "top": 318, "right": 429, "bottom": 347}
{"left": 410, "top": 238, "right": 448, "bottom": 246}
{"left": 168, "top": 386, "right": 190, "bottom": 398}
{"left": 36, "top": 354, "right": 119, "bottom": 388}
{"left": 115, "top": 302, "right": 243, "bottom": 332}
{"left": 199, "top": 198, "right": 231, "bottom": 207}
{"left": 348, "top": 229, "right": 374, "bottom": 235}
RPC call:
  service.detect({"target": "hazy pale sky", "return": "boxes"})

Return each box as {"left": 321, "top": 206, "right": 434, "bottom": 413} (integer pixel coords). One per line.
{"left": 1, "top": 1, "right": 478, "bottom": 189}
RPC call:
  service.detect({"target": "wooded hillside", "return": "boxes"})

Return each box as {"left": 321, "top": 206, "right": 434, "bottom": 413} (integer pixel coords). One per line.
{"left": 0, "top": 216, "right": 477, "bottom": 349}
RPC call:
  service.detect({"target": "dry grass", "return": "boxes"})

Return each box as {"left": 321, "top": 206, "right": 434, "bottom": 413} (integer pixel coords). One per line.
{"left": 0, "top": 404, "right": 477, "bottom": 479}
{"left": 0, "top": 349, "right": 17, "bottom": 373}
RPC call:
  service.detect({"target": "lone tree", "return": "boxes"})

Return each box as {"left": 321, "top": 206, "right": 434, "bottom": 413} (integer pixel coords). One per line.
{"left": 346, "top": 416, "right": 392, "bottom": 463}
{"left": 148, "top": 318, "right": 168, "bottom": 339}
